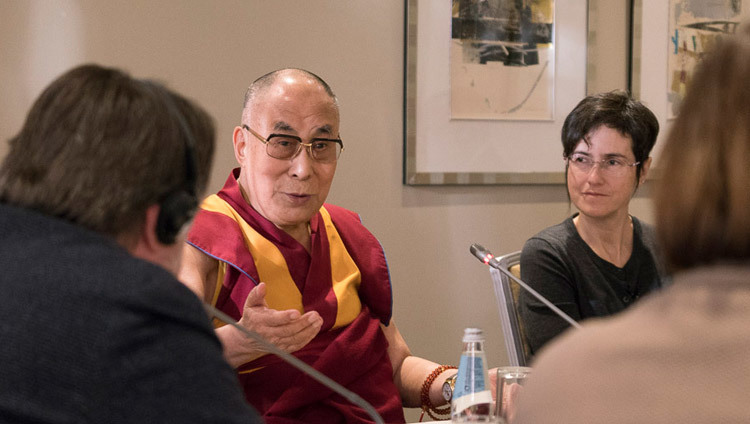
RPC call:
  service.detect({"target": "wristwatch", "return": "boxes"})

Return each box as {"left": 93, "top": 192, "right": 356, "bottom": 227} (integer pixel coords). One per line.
{"left": 442, "top": 373, "right": 458, "bottom": 402}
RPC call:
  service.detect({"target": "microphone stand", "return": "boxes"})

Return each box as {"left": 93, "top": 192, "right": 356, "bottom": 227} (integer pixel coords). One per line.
{"left": 204, "top": 303, "right": 385, "bottom": 424}
{"left": 470, "top": 243, "right": 581, "bottom": 330}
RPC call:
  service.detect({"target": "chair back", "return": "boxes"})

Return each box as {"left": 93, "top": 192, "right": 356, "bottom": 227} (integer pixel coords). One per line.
{"left": 488, "top": 251, "right": 531, "bottom": 366}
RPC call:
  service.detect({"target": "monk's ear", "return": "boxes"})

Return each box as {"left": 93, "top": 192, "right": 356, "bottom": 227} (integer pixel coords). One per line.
{"left": 233, "top": 126, "right": 247, "bottom": 165}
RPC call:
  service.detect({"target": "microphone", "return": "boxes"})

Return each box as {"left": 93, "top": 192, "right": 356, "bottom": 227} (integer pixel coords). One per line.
{"left": 203, "top": 303, "right": 385, "bottom": 424}
{"left": 469, "top": 243, "right": 581, "bottom": 330}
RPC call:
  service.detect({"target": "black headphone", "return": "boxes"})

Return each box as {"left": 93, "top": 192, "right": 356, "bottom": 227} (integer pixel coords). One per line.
{"left": 155, "top": 91, "right": 199, "bottom": 245}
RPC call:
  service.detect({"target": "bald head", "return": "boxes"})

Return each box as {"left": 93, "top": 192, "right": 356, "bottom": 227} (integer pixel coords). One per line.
{"left": 242, "top": 68, "right": 338, "bottom": 121}
{"left": 232, "top": 68, "right": 341, "bottom": 242}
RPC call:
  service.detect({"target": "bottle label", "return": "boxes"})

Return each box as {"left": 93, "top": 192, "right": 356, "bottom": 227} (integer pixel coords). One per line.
{"left": 452, "top": 355, "right": 492, "bottom": 413}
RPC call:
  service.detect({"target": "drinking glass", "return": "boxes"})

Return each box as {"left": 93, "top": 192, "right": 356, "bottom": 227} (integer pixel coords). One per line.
{"left": 494, "top": 366, "right": 531, "bottom": 424}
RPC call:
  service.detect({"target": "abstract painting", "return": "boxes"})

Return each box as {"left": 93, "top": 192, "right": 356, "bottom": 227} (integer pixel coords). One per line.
{"left": 450, "top": 0, "right": 554, "bottom": 120}
{"left": 668, "top": 0, "right": 746, "bottom": 118}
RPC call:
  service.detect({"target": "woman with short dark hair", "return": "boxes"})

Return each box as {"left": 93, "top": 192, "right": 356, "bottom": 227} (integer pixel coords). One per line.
{"left": 518, "top": 91, "right": 666, "bottom": 356}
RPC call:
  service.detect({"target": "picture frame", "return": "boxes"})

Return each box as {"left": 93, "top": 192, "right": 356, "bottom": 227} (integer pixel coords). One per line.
{"left": 630, "top": 0, "right": 750, "bottom": 169}
{"left": 630, "top": 0, "right": 669, "bottom": 169}
{"left": 403, "top": 0, "right": 588, "bottom": 185}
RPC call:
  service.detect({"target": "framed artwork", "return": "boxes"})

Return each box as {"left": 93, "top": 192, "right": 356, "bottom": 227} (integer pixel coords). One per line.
{"left": 403, "top": 0, "right": 588, "bottom": 185}
{"left": 631, "top": 0, "right": 750, "bottom": 167}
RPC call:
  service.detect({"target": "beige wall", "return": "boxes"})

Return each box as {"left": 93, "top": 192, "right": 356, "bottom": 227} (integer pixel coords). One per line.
{"left": 0, "top": 1, "right": 643, "bottom": 421}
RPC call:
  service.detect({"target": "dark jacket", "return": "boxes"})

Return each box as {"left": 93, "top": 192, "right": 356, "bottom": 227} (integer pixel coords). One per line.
{"left": 0, "top": 203, "right": 261, "bottom": 423}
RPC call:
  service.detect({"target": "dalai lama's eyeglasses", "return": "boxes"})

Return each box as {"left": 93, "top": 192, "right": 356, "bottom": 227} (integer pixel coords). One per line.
{"left": 242, "top": 125, "right": 344, "bottom": 163}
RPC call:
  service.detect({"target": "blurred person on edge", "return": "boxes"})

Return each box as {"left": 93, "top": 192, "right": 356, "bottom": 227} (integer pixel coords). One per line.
{"left": 0, "top": 64, "right": 261, "bottom": 423}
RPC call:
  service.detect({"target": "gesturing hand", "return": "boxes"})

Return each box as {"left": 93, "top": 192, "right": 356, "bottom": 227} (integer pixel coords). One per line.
{"left": 235, "top": 282, "right": 323, "bottom": 356}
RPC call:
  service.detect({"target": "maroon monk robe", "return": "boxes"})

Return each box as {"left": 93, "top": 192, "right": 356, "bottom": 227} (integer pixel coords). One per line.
{"left": 187, "top": 169, "right": 405, "bottom": 424}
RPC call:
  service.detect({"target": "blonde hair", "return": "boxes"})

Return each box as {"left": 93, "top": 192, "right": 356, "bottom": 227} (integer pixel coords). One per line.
{"left": 655, "top": 25, "right": 750, "bottom": 271}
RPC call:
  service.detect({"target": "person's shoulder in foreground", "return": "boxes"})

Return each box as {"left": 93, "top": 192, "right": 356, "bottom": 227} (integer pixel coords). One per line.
{"left": 514, "top": 265, "right": 750, "bottom": 424}
{"left": 0, "top": 63, "right": 261, "bottom": 423}
{"left": 0, "top": 203, "right": 258, "bottom": 423}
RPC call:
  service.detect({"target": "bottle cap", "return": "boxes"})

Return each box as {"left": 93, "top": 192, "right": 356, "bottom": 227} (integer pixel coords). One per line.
{"left": 462, "top": 327, "right": 484, "bottom": 342}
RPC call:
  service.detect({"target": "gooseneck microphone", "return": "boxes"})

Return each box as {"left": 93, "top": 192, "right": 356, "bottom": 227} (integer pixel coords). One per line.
{"left": 203, "top": 303, "right": 385, "bottom": 424}
{"left": 469, "top": 243, "right": 581, "bottom": 330}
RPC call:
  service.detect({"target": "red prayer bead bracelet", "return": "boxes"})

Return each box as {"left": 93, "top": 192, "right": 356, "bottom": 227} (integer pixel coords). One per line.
{"left": 419, "top": 364, "right": 457, "bottom": 421}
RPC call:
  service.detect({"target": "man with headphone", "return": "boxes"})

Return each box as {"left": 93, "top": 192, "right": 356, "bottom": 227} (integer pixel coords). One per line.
{"left": 0, "top": 64, "right": 261, "bottom": 423}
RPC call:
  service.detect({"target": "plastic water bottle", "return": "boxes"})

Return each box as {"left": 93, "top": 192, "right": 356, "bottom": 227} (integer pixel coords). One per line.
{"left": 452, "top": 328, "right": 493, "bottom": 422}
